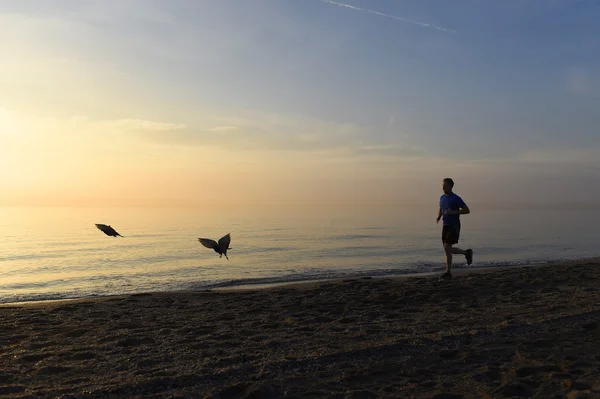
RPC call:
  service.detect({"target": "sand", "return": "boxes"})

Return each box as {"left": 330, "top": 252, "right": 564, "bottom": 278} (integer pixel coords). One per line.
{"left": 1, "top": 260, "right": 599, "bottom": 399}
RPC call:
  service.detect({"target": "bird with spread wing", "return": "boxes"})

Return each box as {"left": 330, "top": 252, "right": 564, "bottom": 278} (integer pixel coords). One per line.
{"left": 95, "top": 224, "right": 123, "bottom": 237}
{"left": 198, "top": 233, "right": 232, "bottom": 260}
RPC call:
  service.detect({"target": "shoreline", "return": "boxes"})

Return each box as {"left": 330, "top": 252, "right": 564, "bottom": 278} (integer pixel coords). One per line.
{"left": 1, "top": 257, "right": 585, "bottom": 307}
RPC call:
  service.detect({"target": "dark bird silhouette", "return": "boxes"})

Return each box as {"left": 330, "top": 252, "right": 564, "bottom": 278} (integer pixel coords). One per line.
{"left": 198, "top": 233, "right": 231, "bottom": 260}
{"left": 95, "top": 224, "right": 123, "bottom": 237}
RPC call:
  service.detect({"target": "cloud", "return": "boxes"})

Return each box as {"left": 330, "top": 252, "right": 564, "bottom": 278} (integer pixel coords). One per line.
{"left": 208, "top": 126, "right": 239, "bottom": 132}
{"left": 139, "top": 111, "right": 359, "bottom": 151}
{"left": 134, "top": 110, "right": 430, "bottom": 162}
{"left": 6, "top": 108, "right": 600, "bottom": 207}
{"left": 319, "top": 0, "right": 457, "bottom": 33}
{"left": 63, "top": 117, "right": 187, "bottom": 138}
{"left": 518, "top": 147, "right": 600, "bottom": 165}
{"left": 353, "top": 145, "right": 427, "bottom": 159}
{"left": 455, "top": 147, "right": 600, "bottom": 170}
{"left": 99, "top": 119, "right": 186, "bottom": 131}
{"left": 0, "top": 111, "right": 190, "bottom": 159}
{"left": 143, "top": 128, "right": 351, "bottom": 152}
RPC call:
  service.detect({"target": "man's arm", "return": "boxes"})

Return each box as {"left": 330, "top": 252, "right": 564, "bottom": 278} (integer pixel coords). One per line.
{"left": 436, "top": 207, "right": 442, "bottom": 223}
{"left": 444, "top": 205, "right": 470, "bottom": 215}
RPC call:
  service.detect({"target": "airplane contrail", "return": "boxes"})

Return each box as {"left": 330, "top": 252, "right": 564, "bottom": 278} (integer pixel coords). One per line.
{"left": 319, "top": 0, "right": 457, "bottom": 33}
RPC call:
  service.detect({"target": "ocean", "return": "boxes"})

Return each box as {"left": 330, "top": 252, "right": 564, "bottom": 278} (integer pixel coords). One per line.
{"left": 1, "top": 205, "right": 598, "bottom": 304}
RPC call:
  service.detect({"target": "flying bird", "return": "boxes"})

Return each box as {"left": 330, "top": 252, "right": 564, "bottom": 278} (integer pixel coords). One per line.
{"left": 95, "top": 224, "right": 123, "bottom": 237}
{"left": 198, "top": 233, "right": 232, "bottom": 260}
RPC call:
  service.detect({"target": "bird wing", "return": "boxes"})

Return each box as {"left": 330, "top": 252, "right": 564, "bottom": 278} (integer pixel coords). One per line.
{"left": 198, "top": 238, "right": 218, "bottom": 249}
{"left": 96, "top": 224, "right": 122, "bottom": 236}
{"left": 218, "top": 233, "right": 231, "bottom": 250}
{"left": 96, "top": 224, "right": 110, "bottom": 233}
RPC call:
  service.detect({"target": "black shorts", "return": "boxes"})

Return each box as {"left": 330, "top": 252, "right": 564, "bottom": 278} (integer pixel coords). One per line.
{"left": 442, "top": 223, "right": 460, "bottom": 245}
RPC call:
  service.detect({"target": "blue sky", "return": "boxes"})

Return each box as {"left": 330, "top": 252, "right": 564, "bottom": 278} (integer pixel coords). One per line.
{"left": 1, "top": 0, "right": 599, "bottom": 205}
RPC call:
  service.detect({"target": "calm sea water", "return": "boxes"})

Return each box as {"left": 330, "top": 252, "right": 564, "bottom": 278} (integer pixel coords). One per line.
{"left": 1, "top": 206, "right": 599, "bottom": 303}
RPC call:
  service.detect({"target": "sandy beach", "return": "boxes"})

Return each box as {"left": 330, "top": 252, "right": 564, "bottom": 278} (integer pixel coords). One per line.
{"left": 1, "top": 260, "right": 599, "bottom": 398}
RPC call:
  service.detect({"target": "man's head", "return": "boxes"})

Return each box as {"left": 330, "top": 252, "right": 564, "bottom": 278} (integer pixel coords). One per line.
{"left": 442, "top": 178, "right": 454, "bottom": 195}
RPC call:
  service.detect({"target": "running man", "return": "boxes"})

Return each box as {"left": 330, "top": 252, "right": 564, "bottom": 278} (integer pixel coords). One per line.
{"left": 436, "top": 178, "right": 473, "bottom": 279}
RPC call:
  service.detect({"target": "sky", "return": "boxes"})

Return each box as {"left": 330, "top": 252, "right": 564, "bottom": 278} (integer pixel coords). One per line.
{"left": 1, "top": 0, "right": 599, "bottom": 207}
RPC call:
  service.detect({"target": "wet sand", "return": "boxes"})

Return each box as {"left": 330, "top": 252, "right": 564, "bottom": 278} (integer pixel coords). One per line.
{"left": 1, "top": 259, "right": 599, "bottom": 398}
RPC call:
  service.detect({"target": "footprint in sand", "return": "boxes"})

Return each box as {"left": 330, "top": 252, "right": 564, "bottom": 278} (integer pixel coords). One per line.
{"left": 116, "top": 337, "right": 155, "bottom": 347}
{"left": 62, "top": 329, "right": 89, "bottom": 338}
{"left": 582, "top": 322, "right": 598, "bottom": 331}
{"left": 50, "top": 305, "right": 78, "bottom": 313}
{"left": 27, "top": 341, "right": 55, "bottom": 350}
{"left": 570, "top": 359, "right": 598, "bottom": 370}
{"left": 36, "top": 366, "right": 71, "bottom": 375}
{"left": 0, "top": 386, "right": 25, "bottom": 395}
{"left": 431, "top": 394, "right": 463, "bottom": 399}
{"left": 566, "top": 381, "right": 593, "bottom": 391}
{"left": 344, "top": 390, "right": 378, "bottom": 399}
{"left": 19, "top": 353, "right": 54, "bottom": 362}
{"left": 515, "top": 365, "right": 563, "bottom": 377}
{"left": 67, "top": 351, "right": 97, "bottom": 361}
{"left": 473, "top": 370, "right": 501, "bottom": 384}
{"left": 493, "top": 382, "right": 533, "bottom": 397}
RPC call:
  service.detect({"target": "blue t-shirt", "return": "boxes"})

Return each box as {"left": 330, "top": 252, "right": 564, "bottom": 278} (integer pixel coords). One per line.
{"left": 440, "top": 193, "right": 466, "bottom": 226}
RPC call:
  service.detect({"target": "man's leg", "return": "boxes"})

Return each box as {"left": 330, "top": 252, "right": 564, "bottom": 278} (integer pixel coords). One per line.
{"left": 451, "top": 247, "right": 467, "bottom": 255}
{"left": 448, "top": 224, "right": 473, "bottom": 265}
{"left": 443, "top": 242, "right": 453, "bottom": 273}
{"left": 451, "top": 247, "right": 474, "bottom": 265}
